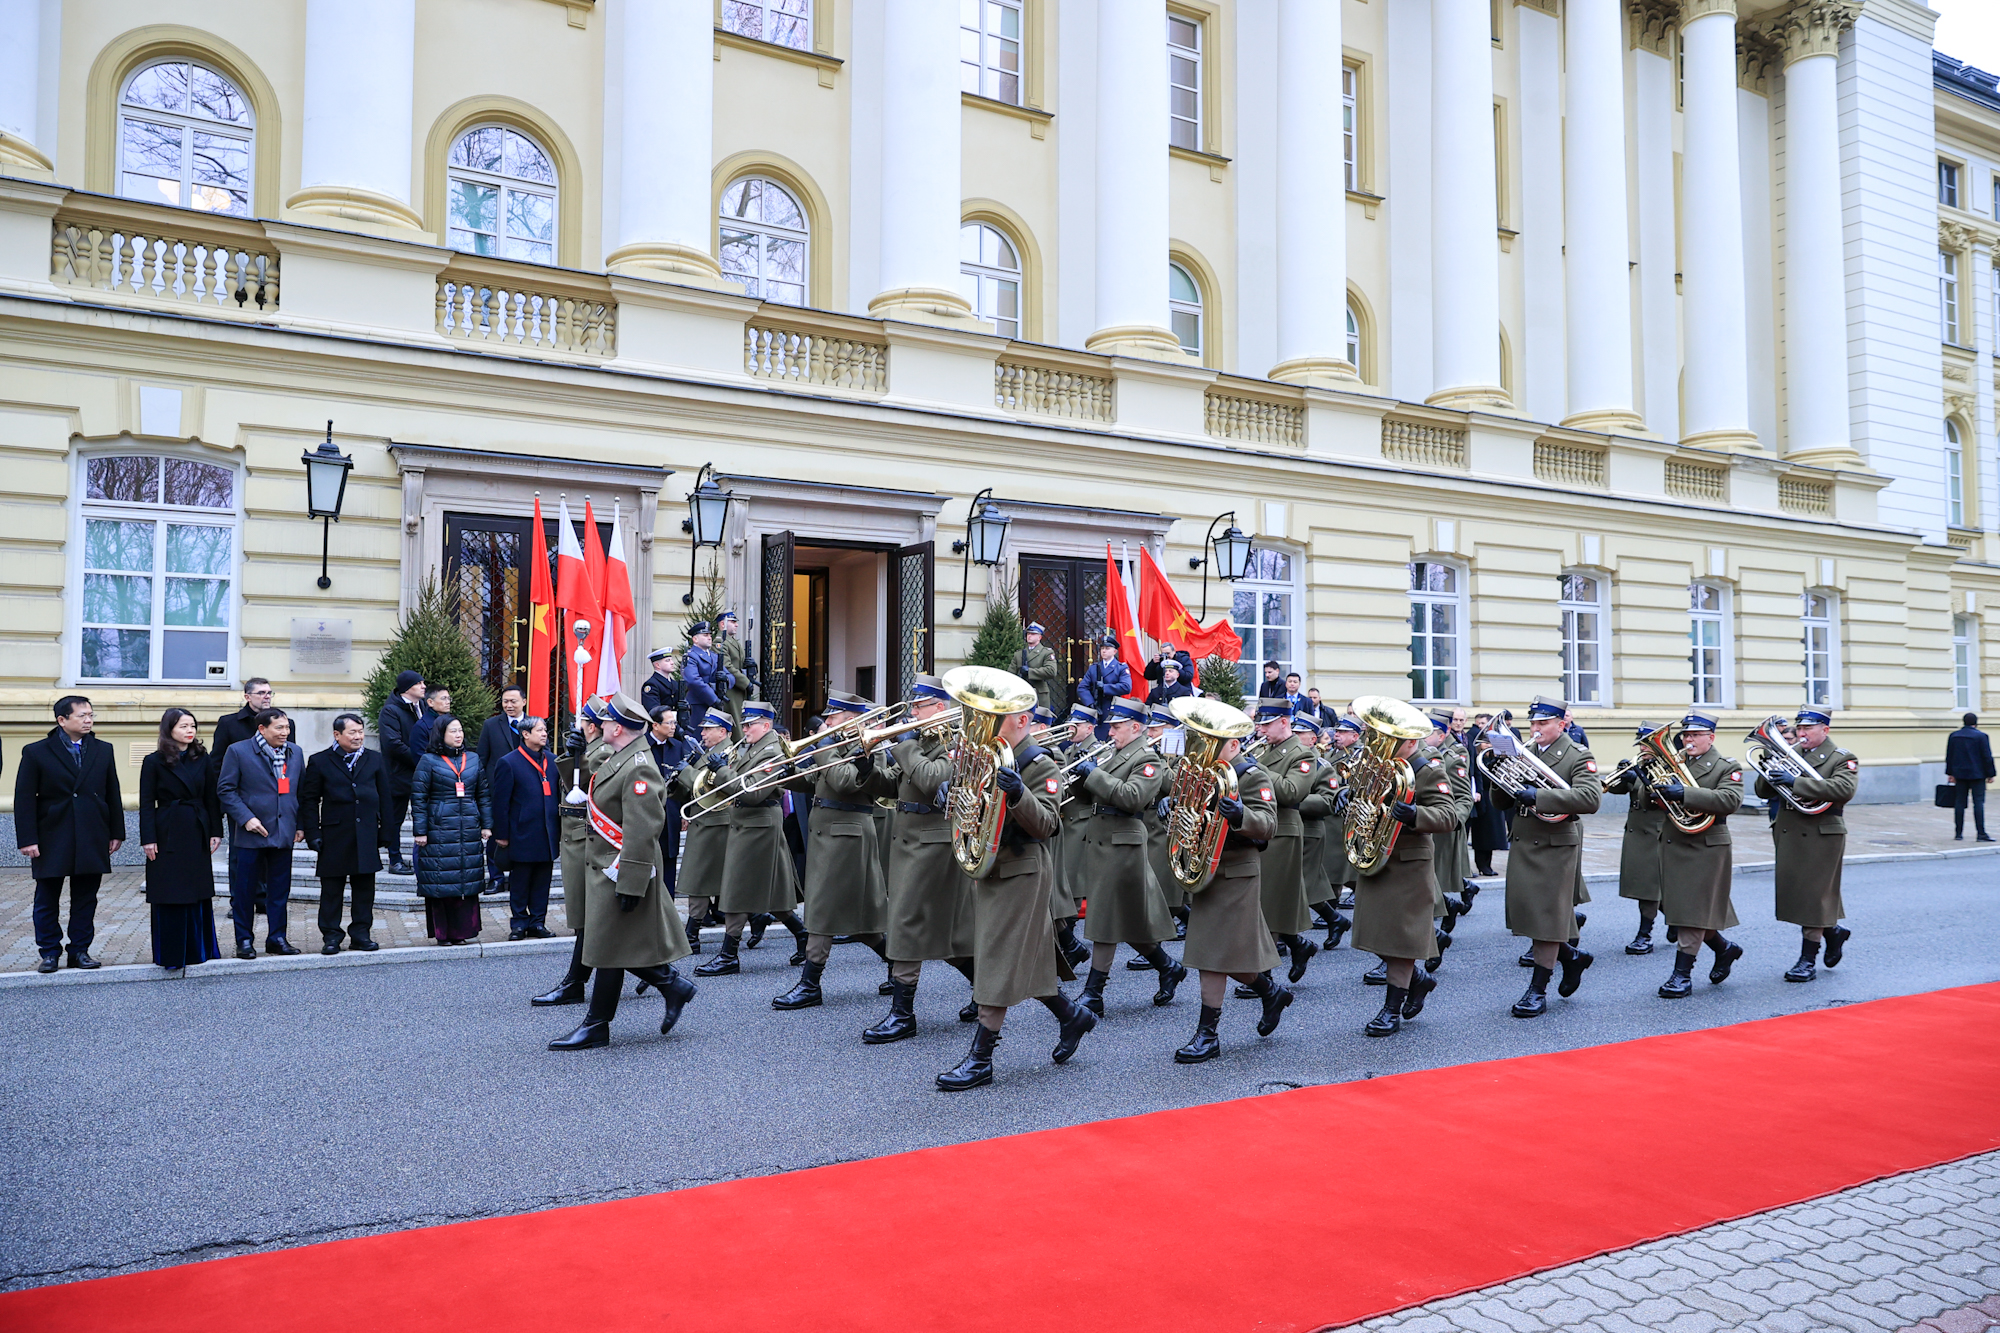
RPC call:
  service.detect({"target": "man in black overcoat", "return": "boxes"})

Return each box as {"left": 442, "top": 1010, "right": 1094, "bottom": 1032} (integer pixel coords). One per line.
{"left": 377, "top": 670, "right": 426, "bottom": 873}
{"left": 477, "top": 686, "right": 529, "bottom": 892}
{"left": 212, "top": 678, "right": 272, "bottom": 758}
{"left": 300, "top": 712, "right": 394, "bottom": 953}
{"left": 14, "top": 695, "right": 124, "bottom": 971}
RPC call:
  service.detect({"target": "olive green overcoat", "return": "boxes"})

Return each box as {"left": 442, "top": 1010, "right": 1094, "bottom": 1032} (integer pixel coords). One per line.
{"left": 1495, "top": 735, "right": 1604, "bottom": 941}
{"left": 885, "top": 732, "right": 977, "bottom": 961}
{"left": 1755, "top": 736, "right": 1857, "bottom": 926}
{"left": 1350, "top": 759, "right": 1459, "bottom": 961}
{"left": 1298, "top": 756, "right": 1337, "bottom": 906}
{"left": 558, "top": 739, "right": 605, "bottom": 932}
{"left": 1053, "top": 737, "right": 1093, "bottom": 918}
{"left": 1015, "top": 642, "right": 1062, "bottom": 718}
{"left": 972, "top": 747, "right": 1065, "bottom": 1006}
{"left": 1607, "top": 768, "right": 1667, "bottom": 903}
{"left": 1428, "top": 740, "right": 1475, "bottom": 906}
{"left": 671, "top": 756, "right": 729, "bottom": 903}
{"left": 1657, "top": 747, "right": 1744, "bottom": 931}
{"left": 795, "top": 752, "right": 892, "bottom": 936}
{"left": 715, "top": 730, "right": 801, "bottom": 914}
{"left": 580, "top": 738, "right": 689, "bottom": 970}
{"left": 1255, "top": 735, "right": 1317, "bottom": 935}
{"left": 1182, "top": 758, "right": 1281, "bottom": 975}
{"left": 1078, "top": 738, "right": 1174, "bottom": 945}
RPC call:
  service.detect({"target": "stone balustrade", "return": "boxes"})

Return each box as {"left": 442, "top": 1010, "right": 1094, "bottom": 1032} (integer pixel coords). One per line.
{"left": 49, "top": 196, "right": 279, "bottom": 314}
{"left": 435, "top": 259, "right": 617, "bottom": 356}
{"left": 745, "top": 319, "right": 889, "bottom": 392}
{"left": 994, "top": 360, "right": 1115, "bottom": 422}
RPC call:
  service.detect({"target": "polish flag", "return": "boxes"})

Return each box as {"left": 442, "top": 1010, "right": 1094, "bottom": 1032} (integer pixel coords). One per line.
{"left": 597, "top": 500, "right": 637, "bottom": 699}
{"left": 554, "top": 498, "right": 600, "bottom": 713}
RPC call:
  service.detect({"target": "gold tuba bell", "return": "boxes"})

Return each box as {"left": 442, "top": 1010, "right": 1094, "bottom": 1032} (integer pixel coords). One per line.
{"left": 1633, "top": 725, "right": 1716, "bottom": 834}
{"left": 942, "top": 665, "right": 1040, "bottom": 878}
{"left": 1342, "top": 695, "right": 1434, "bottom": 876}
{"left": 1165, "top": 696, "right": 1256, "bottom": 887}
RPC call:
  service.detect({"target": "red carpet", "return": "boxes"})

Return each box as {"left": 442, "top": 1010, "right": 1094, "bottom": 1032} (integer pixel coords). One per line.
{"left": 9, "top": 982, "right": 2000, "bottom": 1333}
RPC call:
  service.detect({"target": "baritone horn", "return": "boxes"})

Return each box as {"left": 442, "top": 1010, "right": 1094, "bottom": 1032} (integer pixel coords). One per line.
{"left": 1165, "top": 696, "right": 1255, "bottom": 888}
{"left": 942, "top": 665, "right": 1039, "bottom": 879}
{"left": 1342, "top": 695, "right": 1433, "bottom": 876}
{"left": 1744, "top": 716, "right": 1834, "bottom": 815}
{"left": 1633, "top": 725, "right": 1715, "bottom": 834}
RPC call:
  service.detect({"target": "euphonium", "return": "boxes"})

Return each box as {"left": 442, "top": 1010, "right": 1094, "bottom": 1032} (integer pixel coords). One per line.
{"left": 1165, "top": 696, "right": 1256, "bottom": 888}
{"left": 1633, "top": 725, "right": 1715, "bottom": 834}
{"left": 1341, "top": 695, "right": 1433, "bottom": 876}
{"left": 1745, "top": 716, "right": 1835, "bottom": 815}
{"left": 942, "top": 665, "right": 1039, "bottom": 879}
{"left": 1472, "top": 722, "right": 1571, "bottom": 824}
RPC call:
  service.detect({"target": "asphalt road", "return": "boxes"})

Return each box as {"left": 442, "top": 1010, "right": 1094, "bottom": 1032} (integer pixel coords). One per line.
{"left": 3, "top": 857, "right": 1994, "bottom": 1292}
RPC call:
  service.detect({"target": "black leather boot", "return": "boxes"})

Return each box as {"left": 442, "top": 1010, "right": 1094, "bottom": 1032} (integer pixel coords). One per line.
{"left": 1784, "top": 938, "right": 1819, "bottom": 983}
{"left": 1284, "top": 934, "right": 1318, "bottom": 984}
{"left": 1057, "top": 918, "right": 1090, "bottom": 967}
{"left": 1441, "top": 901, "right": 1461, "bottom": 935}
{"left": 936, "top": 1023, "right": 1001, "bottom": 1091}
{"left": 1517, "top": 947, "right": 1537, "bottom": 968}
{"left": 1363, "top": 959, "right": 1389, "bottom": 985}
{"left": 1626, "top": 927, "right": 1654, "bottom": 956}
{"left": 862, "top": 981, "right": 917, "bottom": 1043}
{"left": 1250, "top": 973, "right": 1293, "bottom": 1036}
{"left": 1665, "top": 923, "right": 1679, "bottom": 943}
{"left": 777, "top": 911, "right": 809, "bottom": 966}
{"left": 632, "top": 964, "right": 697, "bottom": 1034}
{"left": 879, "top": 962, "right": 896, "bottom": 995}
{"left": 773, "top": 959, "right": 825, "bottom": 1010}
{"left": 1144, "top": 946, "right": 1187, "bottom": 1005}
{"left": 1366, "top": 986, "right": 1406, "bottom": 1037}
{"left": 1556, "top": 944, "right": 1594, "bottom": 997}
{"left": 1042, "top": 992, "right": 1096, "bottom": 1064}
{"left": 694, "top": 933, "right": 741, "bottom": 977}
{"left": 1512, "top": 965, "right": 1552, "bottom": 1017}
{"left": 1822, "top": 925, "right": 1851, "bottom": 968}
{"left": 1435, "top": 927, "right": 1453, "bottom": 954}
{"left": 685, "top": 917, "right": 702, "bottom": 953}
{"left": 1403, "top": 967, "right": 1437, "bottom": 1018}
{"left": 531, "top": 937, "right": 590, "bottom": 1006}
{"left": 1706, "top": 934, "right": 1743, "bottom": 984}
{"left": 1461, "top": 879, "right": 1482, "bottom": 907}
{"left": 1079, "top": 967, "right": 1110, "bottom": 1017}
{"left": 1175, "top": 1005, "right": 1223, "bottom": 1063}
{"left": 1659, "top": 949, "right": 1696, "bottom": 998}
{"left": 1172, "top": 905, "right": 1190, "bottom": 940}
{"left": 949, "top": 957, "right": 979, "bottom": 1020}
{"left": 746, "top": 913, "right": 772, "bottom": 948}
{"left": 1125, "top": 949, "right": 1157, "bottom": 970}
{"left": 1324, "top": 911, "right": 1351, "bottom": 950}
{"left": 549, "top": 970, "right": 622, "bottom": 1050}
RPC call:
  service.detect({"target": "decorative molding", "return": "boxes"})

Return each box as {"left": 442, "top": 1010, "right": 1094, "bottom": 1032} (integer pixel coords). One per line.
{"left": 1736, "top": 25, "right": 1784, "bottom": 94}
{"left": 1941, "top": 219, "right": 1979, "bottom": 254}
{"left": 1770, "top": 0, "right": 1860, "bottom": 65}
{"left": 1626, "top": 0, "right": 1676, "bottom": 53}
{"left": 1681, "top": 0, "right": 1736, "bottom": 21}
{"left": 1516, "top": 0, "right": 1558, "bottom": 16}
{"left": 1946, "top": 392, "right": 1976, "bottom": 423}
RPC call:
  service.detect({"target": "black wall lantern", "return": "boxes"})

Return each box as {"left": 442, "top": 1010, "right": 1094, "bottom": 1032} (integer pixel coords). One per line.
{"left": 301, "top": 420, "right": 354, "bottom": 590}
{"left": 949, "top": 487, "right": 1012, "bottom": 619}
{"left": 681, "top": 462, "right": 735, "bottom": 605}
{"left": 1187, "top": 511, "right": 1253, "bottom": 620}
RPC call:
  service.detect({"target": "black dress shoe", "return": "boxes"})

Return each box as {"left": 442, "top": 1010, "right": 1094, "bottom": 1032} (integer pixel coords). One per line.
{"left": 636, "top": 966, "right": 698, "bottom": 1034}
{"left": 351, "top": 936, "right": 380, "bottom": 951}
{"left": 1626, "top": 931, "right": 1654, "bottom": 955}
{"left": 1707, "top": 941, "right": 1743, "bottom": 985}
{"left": 236, "top": 944, "right": 256, "bottom": 960}
{"left": 528, "top": 926, "right": 553, "bottom": 939}
{"left": 321, "top": 941, "right": 342, "bottom": 956}
{"left": 548, "top": 1020, "right": 610, "bottom": 1051}
{"left": 67, "top": 951, "right": 101, "bottom": 970}
{"left": 1363, "top": 960, "right": 1388, "bottom": 985}
{"left": 266, "top": 937, "right": 301, "bottom": 956}
{"left": 36, "top": 956, "right": 58, "bottom": 974}
{"left": 1979, "top": 834, "right": 1996, "bottom": 843}
{"left": 1822, "top": 926, "right": 1851, "bottom": 968}
{"left": 531, "top": 977, "right": 588, "bottom": 1006}
{"left": 507, "top": 929, "right": 527, "bottom": 942}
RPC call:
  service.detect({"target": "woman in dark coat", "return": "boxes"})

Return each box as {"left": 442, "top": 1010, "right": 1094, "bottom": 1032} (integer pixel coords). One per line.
{"left": 411, "top": 716, "right": 492, "bottom": 944}
{"left": 139, "top": 708, "right": 223, "bottom": 968}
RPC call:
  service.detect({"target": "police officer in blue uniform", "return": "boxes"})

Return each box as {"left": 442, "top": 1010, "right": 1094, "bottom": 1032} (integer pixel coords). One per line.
{"left": 680, "top": 621, "right": 728, "bottom": 723}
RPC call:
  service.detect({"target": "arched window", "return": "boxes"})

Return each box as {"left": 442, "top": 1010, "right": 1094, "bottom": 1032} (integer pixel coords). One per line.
{"left": 1346, "top": 302, "right": 1361, "bottom": 370}
{"left": 118, "top": 60, "right": 253, "bottom": 215}
{"left": 959, "top": 222, "right": 1021, "bottom": 339}
{"left": 1169, "top": 262, "right": 1202, "bottom": 356}
{"left": 446, "top": 126, "right": 557, "bottom": 264}
{"left": 721, "top": 177, "right": 808, "bottom": 306}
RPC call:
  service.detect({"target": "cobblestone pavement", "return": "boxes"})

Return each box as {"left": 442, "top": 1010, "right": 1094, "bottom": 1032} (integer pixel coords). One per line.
{"left": 1333, "top": 1150, "right": 2000, "bottom": 1333}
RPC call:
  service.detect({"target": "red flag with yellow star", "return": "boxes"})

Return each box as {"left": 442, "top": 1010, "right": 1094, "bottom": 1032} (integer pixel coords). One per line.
{"left": 1105, "top": 545, "right": 1149, "bottom": 694}
{"left": 1137, "top": 545, "right": 1242, "bottom": 685}
{"left": 527, "top": 495, "right": 555, "bottom": 718}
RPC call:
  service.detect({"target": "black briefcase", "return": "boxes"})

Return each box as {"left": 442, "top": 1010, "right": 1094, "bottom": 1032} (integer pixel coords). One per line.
{"left": 1935, "top": 783, "right": 1957, "bottom": 809}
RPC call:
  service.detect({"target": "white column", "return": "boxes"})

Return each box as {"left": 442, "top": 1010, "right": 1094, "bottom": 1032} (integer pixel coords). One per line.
{"left": 1561, "top": 0, "right": 1641, "bottom": 433}
{"left": 1775, "top": 4, "right": 1861, "bottom": 466}
{"left": 285, "top": 0, "right": 425, "bottom": 237}
{"left": 1269, "top": 0, "right": 1357, "bottom": 385}
{"left": 1085, "top": 0, "right": 1181, "bottom": 359}
{"left": 606, "top": 0, "right": 728, "bottom": 285}
{"left": 868, "top": 0, "right": 979, "bottom": 326}
{"left": 0, "top": 0, "right": 54, "bottom": 177}
{"left": 1677, "top": 0, "right": 1760, "bottom": 452}
{"left": 1428, "top": 0, "right": 1508, "bottom": 409}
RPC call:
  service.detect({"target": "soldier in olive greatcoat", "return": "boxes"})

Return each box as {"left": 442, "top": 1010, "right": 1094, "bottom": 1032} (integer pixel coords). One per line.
{"left": 1074, "top": 698, "right": 1187, "bottom": 1015}
{"left": 694, "top": 700, "right": 806, "bottom": 978}
{"left": 1318, "top": 716, "right": 1362, "bottom": 945}
{"left": 670, "top": 709, "right": 734, "bottom": 951}
{"left": 1133, "top": 705, "right": 1188, "bottom": 955}
{"left": 1348, "top": 727, "right": 1461, "bottom": 1037}
{"left": 1051, "top": 703, "right": 1099, "bottom": 965}
{"left": 1603, "top": 722, "right": 1670, "bottom": 954}
{"left": 715, "top": 610, "right": 756, "bottom": 732}
{"left": 530, "top": 700, "right": 605, "bottom": 1008}
{"left": 1754, "top": 706, "right": 1859, "bottom": 982}
{"left": 1490, "top": 697, "right": 1604, "bottom": 1018}
{"left": 1425, "top": 710, "right": 1477, "bottom": 936}
{"left": 1250, "top": 702, "right": 1321, "bottom": 985}
{"left": 1650, "top": 712, "right": 1748, "bottom": 997}
{"left": 1015, "top": 622, "right": 1063, "bottom": 719}
{"left": 547, "top": 695, "right": 697, "bottom": 1050}
{"left": 1293, "top": 713, "right": 1341, "bottom": 948}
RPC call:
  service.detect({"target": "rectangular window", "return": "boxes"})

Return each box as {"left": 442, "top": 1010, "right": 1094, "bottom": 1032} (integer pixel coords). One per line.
{"left": 1947, "top": 423, "right": 1966, "bottom": 528}
{"left": 1955, "top": 615, "right": 1977, "bottom": 711}
{"left": 959, "top": 0, "right": 1023, "bottom": 105}
{"left": 721, "top": 0, "right": 811, "bottom": 51}
{"left": 1802, "top": 591, "right": 1836, "bottom": 708}
{"left": 1409, "top": 561, "right": 1463, "bottom": 703}
{"left": 1342, "top": 65, "right": 1358, "bottom": 192}
{"left": 1993, "top": 263, "right": 1999, "bottom": 349}
{"left": 1940, "top": 159, "right": 1960, "bottom": 209}
{"left": 1689, "top": 582, "right": 1727, "bottom": 706}
{"left": 1559, "top": 573, "right": 1607, "bottom": 706}
{"left": 1168, "top": 14, "right": 1201, "bottom": 151}
{"left": 1942, "top": 249, "right": 1960, "bottom": 344}
{"left": 1229, "top": 549, "right": 1296, "bottom": 680}
{"left": 77, "top": 453, "right": 236, "bottom": 682}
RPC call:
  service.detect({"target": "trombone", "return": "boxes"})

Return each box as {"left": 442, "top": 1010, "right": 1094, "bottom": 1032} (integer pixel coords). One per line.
{"left": 681, "top": 708, "right": 961, "bottom": 821}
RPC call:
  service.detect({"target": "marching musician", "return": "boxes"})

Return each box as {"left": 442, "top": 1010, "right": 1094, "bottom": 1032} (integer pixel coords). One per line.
{"left": 936, "top": 695, "right": 1097, "bottom": 1090}
{"left": 693, "top": 700, "right": 807, "bottom": 978}
{"left": 1605, "top": 722, "right": 1669, "bottom": 955}
{"left": 1249, "top": 701, "right": 1321, "bottom": 986}
{"left": 1016, "top": 623, "right": 1062, "bottom": 718}
{"left": 1491, "top": 696, "right": 1603, "bottom": 1018}
{"left": 1073, "top": 698, "right": 1187, "bottom": 1015}
{"left": 1137, "top": 704, "right": 1189, "bottom": 952}
{"left": 1755, "top": 706, "right": 1857, "bottom": 982}
{"left": 1051, "top": 703, "right": 1098, "bottom": 967}
{"left": 1320, "top": 716, "right": 1362, "bottom": 947}
{"left": 1652, "top": 713, "right": 1746, "bottom": 998}
{"left": 773, "top": 692, "right": 894, "bottom": 1011}
{"left": 530, "top": 698, "right": 606, "bottom": 1008}
{"left": 547, "top": 694, "right": 698, "bottom": 1051}
{"left": 1291, "top": 711, "right": 1344, "bottom": 955}
{"left": 865, "top": 676, "right": 979, "bottom": 1044}
{"left": 674, "top": 709, "right": 734, "bottom": 952}
{"left": 1176, "top": 714, "right": 1293, "bottom": 1063}
{"left": 1424, "top": 709, "right": 1477, "bottom": 939}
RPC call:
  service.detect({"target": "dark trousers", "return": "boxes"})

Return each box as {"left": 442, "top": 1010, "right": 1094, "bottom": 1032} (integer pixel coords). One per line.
{"left": 32, "top": 875, "right": 101, "bottom": 958}
{"left": 230, "top": 846, "right": 293, "bottom": 945}
{"left": 485, "top": 838, "right": 506, "bottom": 892}
{"left": 384, "top": 790, "right": 411, "bottom": 864}
{"left": 1953, "top": 781, "right": 1989, "bottom": 836}
{"left": 317, "top": 874, "right": 377, "bottom": 943}
{"left": 508, "top": 861, "right": 554, "bottom": 930}
{"left": 660, "top": 801, "right": 682, "bottom": 896}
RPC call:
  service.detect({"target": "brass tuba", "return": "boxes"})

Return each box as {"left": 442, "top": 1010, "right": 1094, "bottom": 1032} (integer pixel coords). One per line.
{"left": 1745, "top": 716, "right": 1835, "bottom": 815}
{"left": 943, "top": 665, "right": 1039, "bottom": 878}
{"left": 1633, "top": 725, "right": 1715, "bottom": 834}
{"left": 1342, "top": 695, "right": 1434, "bottom": 876}
{"left": 1165, "top": 696, "right": 1255, "bottom": 887}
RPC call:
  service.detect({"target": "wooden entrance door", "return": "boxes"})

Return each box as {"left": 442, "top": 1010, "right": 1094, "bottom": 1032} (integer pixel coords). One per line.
{"left": 1018, "top": 555, "right": 1112, "bottom": 711}
{"left": 759, "top": 531, "right": 795, "bottom": 729}
{"left": 444, "top": 510, "right": 608, "bottom": 723}
{"left": 887, "top": 541, "right": 935, "bottom": 703}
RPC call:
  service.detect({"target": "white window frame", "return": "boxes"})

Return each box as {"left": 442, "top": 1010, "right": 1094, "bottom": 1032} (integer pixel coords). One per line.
{"left": 959, "top": 221, "right": 1022, "bottom": 339}
{"left": 720, "top": 0, "right": 811, "bottom": 51}
{"left": 1230, "top": 547, "right": 1302, "bottom": 683}
{"left": 1169, "top": 261, "right": 1202, "bottom": 357}
{"left": 1942, "top": 249, "right": 1961, "bottom": 344}
{"left": 1947, "top": 420, "right": 1966, "bottom": 528}
{"left": 960, "top": 0, "right": 1024, "bottom": 106}
{"left": 1409, "top": 560, "right": 1468, "bottom": 704}
{"left": 117, "top": 59, "right": 255, "bottom": 217}
{"left": 1801, "top": 589, "right": 1839, "bottom": 709}
{"left": 1345, "top": 302, "right": 1361, "bottom": 371}
{"left": 1954, "top": 614, "right": 1978, "bottom": 712}
{"left": 1559, "top": 571, "right": 1609, "bottom": 707}
{"left": 1168, "top": 13, "right": 1202, "bottom": 151}
{"left": 1940, "top": 158, "right": 1960, "bottom": 209}
{"left": 1688, "top": 580, "right": 1732, "bottom": 708}
{"left": 69, "top": 448, "right": 242, "bottom": 687}
{"left": 1342, "top": 65, "right": 1359, "bottom": 191}
{"left": 719, "top": 176, "right": 809, "bottom": 307}
{"left": 444, "top": 125, "right": 558, "bottom": 266}
{"left": 1990, "top": 262, "right": 1998, "bottom": 350}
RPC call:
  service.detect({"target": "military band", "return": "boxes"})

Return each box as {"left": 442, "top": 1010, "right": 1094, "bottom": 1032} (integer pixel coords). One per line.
{"left": 1074, "top": 698, "right": 1187, "bottom": 1013}
{"left": 1651, "top": 712, "right": 1746, "bottom": 997}
{"left": 1756, "top": 706, "right": 1857, "bottom": 982}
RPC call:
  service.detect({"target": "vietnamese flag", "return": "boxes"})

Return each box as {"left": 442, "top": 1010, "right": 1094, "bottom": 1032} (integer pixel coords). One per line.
{"left": 1104, "top": 545, "right": 1148, "bottom": 695}
{"left": 554, "top": 498, "right": 600, "bottom": 712}
{"left": 597, "top": 500, "right": 637, "bottom": 699}
{"left": 526, "top": 495, "right": 555, "bottom": 718}
{"left": 1137, "top": 546, "right": 1242, "bottom": 686}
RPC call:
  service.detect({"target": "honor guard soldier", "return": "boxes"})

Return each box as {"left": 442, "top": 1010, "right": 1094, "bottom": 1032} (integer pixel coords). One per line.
{"left": 1755, "top": 706, "right": 1858, "bottom": 982}
{"left": 1051, "top": 703, "right": 1098, "bottom": 965}
{"left": 680, "top": 622, "right": 728, "bottom": 727}
{"left": 640, "top": 646, "right": 685, "bottom": 729}
{"left": 773, "top": 692, "right": 894, "bottom": 1010}
{"left": 936, "top": 695, "right": 1097, "bottom": 1090}
{"left": 694, "top": 700, "right": 807, "bottom": 977}
{"left": 1652, "top": 713, "right": 1747, "bottom": 997}
{"left": 673, "top": 709, "right": 734, "bottom": 950}
{"left": 1074, "top": 697, "right": 1187, "bottom": 1014}
{"left": 865, "top": 676, "right": 979, "bottom": 1043}
{"left": 1249, "top": 700, "right": 1321, "bottom": 986}
{"left": 1425, "top": 709, "right": 1477, "bottom": 934}
{"left": 1604, "top": 722, "right": 1669, "bottom": 954}
{"left": 1492, "top": 696, "right": 1604, "bottom": 1017}
{"left": 715, "top": 610, "right": 756, "bottom": 731}
{"left": 1291, "top": 712, "right": 1344, "bottom": 950}
{"left": 548, "top": 694, "right": 698, "bottom": 1050}
{"left": 1016, "top": 623, "right": 1063, "bottom": 718}
{"left": 1134, "top": 703, "right": 1188, "bottom": 954}
{"left": 1033, "top": 705, "right": 1090, "bottom": 968}
{"left": 1076, "top": 637, "right": 1133, "bottom": 732}
{"left": 1320, "top": 716, "right": 1363, "bottom": 942}
{"left": 531, "top": 698, "right": 607, "bottom": 1007}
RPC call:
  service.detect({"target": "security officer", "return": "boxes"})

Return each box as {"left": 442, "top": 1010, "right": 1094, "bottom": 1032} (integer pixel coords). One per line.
{"left": 1051, "top": 702, "right": 1098, "bottom": 965}
{"left": 1348, "top": 720, "right": 1460, "bottom": 1037}
{"left": 640, "top": 647, "right": 685, "bottom": 728}
{"left": 715, "top": 610, "right": 756, "bottom": 731}
{"left": 1016, "top": 622, "right": 1062, "bottom": 718}
{"left": 680, "top": 622, "right": 728, "bottom": 728}
{"left": 530, "top": 698, "right": 605, "bottom": 1007}
{"left": 1175, "top": 724, "right": 1293, "bottom": 1063}
{"left": 1755, "top": 705, "right": 1858, "bottom": 982}
{"left": 673, "top": 709, "right": 735, "bottom": 951}
{"left": 773, "top": 692, "right": 893, "bottom": 1011}
{"left": 1652, "top": 712, "right": 1746, "bottom": 997}
{"left": 1604, "top": 722, "right": 1669, "bottom": 954}
{"left": 1073, "top": 697, "right": 1185, "bottom": 1014}
{"left": 865, "top": 676, "right": 979, "bottom": 1043}
{"left": 1250, "top": 700, "right": 1320, "bottom": 986}
{"left": 694, "top": 700, "right": 806, "bottom": 977}
{"left": 1492, "top": 696, "right": 1604, "bottom": 1018}
{"left": 548, "top": 694, "right": 697, "bottom": 1050}
{"left": 1076, "top": 636, "right": 1133, "bottom": 726}
{"left": 936, "top": 697, "right": 1097, "bottom": 1090}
